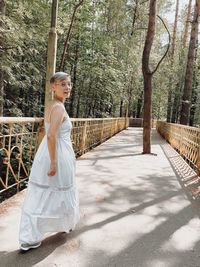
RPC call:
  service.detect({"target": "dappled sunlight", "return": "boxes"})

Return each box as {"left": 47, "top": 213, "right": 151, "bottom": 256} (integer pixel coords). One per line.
{"left": 158, "top": 195, "right": 189, "bottom": 214}
{"left": 79, "top": 214, "right": 166, "bottom": 257}
{"left": 147, "top": 258, "right": 178, "bottom": 267}
{"left": 162, "top": 217, "right": 200, "bottom": 252}
{"left": 1, "top": 128, "right": 200, "bottom": 267}
{"left": 141, "top": 195, "right": 189, "bottom": 217}
{"left": 73, "top": 128, "right": 200, "bottom": 267}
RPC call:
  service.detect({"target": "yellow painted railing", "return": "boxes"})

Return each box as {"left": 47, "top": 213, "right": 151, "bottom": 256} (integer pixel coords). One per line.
{"left": 0, "top": 117, "right": 128, "bottom": 194}
{"left": 157, "top": 121, "right": 200, "bottom": 174}
{"left": 71, "top": 117, "right": 129, "bottom": 155}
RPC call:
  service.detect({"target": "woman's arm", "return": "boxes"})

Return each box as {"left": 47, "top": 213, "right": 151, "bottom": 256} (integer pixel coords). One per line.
{"left": 47, "top": 104, "right": 65, "bottom": 176}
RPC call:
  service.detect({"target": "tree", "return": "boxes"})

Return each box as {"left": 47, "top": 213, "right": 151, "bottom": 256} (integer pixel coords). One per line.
{"left": 142, "top": 0, "right": 170, "bottom": 153}
{"left": 180, "top": 0, "right": 200, "bottom": 125}
{"left": 59, "top": 0, "right": 84, "bottom": 72}
{"left": 0, "top": 0, "right": 5, "bottom": 116}
{"left": 166, "top": 0, "right": 179, "bottom": 122}
{"left": 182, "top": 0, "right": 192, "bottom": 48}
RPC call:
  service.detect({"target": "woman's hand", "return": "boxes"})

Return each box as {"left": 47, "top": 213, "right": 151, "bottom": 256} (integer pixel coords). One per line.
{"left": 48, "top": 161, "right": 57, "bottom": 176}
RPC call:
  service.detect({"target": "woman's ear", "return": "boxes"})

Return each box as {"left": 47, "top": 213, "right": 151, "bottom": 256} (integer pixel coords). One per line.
{"left": 51, "top": 83, "right": 55, "bottom": 92}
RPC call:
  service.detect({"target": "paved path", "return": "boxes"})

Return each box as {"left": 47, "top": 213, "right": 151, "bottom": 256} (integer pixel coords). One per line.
{"left": 1, "top": 128, "right": 200, "bottom": 267}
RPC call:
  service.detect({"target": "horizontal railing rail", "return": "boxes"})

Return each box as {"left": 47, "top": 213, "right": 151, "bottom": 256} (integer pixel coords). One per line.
{"left": 0, "top": 117, "right": 128, "bottom": 196}
{"left": 129, "top": 118, "right": 157, "bottom": 128}
{"left": 157, "top": 121, "right": 200, "bottom": 174}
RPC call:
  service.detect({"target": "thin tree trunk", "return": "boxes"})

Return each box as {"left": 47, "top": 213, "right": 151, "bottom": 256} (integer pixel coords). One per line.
{"left": 0, "top": 0, "right": 5, "bottom": 117}
{"left": 59, "top": 0, "right": 84, "bottom": 71}
{"left": 190, "top": 29, "right": 199, "bottom": 126}
{"left": 69, "top": 35, "right": 79, "bottom": 117}
{"left": 171, "top": 82, "right": 182, "bottom": 123}
{"left": 0, "top": 72, "right": 3, "bottom": 117}
{"left": 120, "top": 99, "right": 123, "bottom": 117}
{"left": 189, "top": 84, "right": 198, "bottom": 126}
{"left": 166, "top": 89, "right": 172, "bottom": 122}
{"left": 183, "top": 0, "right": 192, "bottom": 48}
{"left": 76, "top": 93, "right": 81, "bottom": 117}
{"left": 136, "top": 91, "right": 143, "bottom": 118}
{"left": 131, "top": 0, "right": 139, "bottom": 36}
{"left": 180, "top": 0, "right": 200, "bottom": 125}
{"left": 167, "top": 0, "right": 179, "bottom": 122}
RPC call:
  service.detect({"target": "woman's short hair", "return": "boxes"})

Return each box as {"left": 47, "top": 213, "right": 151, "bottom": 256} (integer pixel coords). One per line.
{"left": 50, "top": 72, "right": 70, "bottom": 84}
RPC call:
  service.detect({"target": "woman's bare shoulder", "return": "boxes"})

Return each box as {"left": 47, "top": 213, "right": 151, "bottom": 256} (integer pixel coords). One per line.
{"left": 45, "top": 101, "right": 65, "bottom": 122}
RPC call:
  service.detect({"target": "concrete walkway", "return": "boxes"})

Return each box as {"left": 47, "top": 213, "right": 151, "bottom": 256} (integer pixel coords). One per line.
{"left": 1, "top": 128, "right": 200, "bottom": 267}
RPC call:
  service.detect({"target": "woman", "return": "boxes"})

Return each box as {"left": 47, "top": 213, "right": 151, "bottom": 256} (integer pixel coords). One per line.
{"left": 19, "top": 72, "right": 80, "bottom": 251}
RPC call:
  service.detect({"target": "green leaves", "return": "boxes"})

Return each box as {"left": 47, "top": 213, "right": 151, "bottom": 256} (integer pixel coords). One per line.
{"left": 2, "top": 0, "right": 199, "bottom": 125}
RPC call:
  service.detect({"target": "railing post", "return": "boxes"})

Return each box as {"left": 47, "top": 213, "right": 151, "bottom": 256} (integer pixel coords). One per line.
{"left": 80, "top": 121, "right": 87, "bottom": 154}
{"left": 124, "top": 117, "right": 126, "bottom": 129}
{"left": 100, "top": 119, "right": 104, "bottom": 143}
{"left": 179, "top": 126, "right": 183, "bottom": 155}
{"left": 197, "top": 144, "right": 200, "bottom": 175}
{"left": 126, "top": 116, "right": 129, "bottom": 128}
{"left": 114, "top": 119, "right": 117, "bottom": 134}
{"left": 110, "top": 119, "right": 113, "bottom": 137}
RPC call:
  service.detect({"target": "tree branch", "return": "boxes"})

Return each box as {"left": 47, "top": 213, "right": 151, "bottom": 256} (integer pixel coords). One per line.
{"left": 140, "top": 0, "right": 149, "bottom": 5}
{"left": 131, "top": 0, "right": 139, "bottom": 36}
{"left": 151, "top": 15, "right": 171, "bottom": 75}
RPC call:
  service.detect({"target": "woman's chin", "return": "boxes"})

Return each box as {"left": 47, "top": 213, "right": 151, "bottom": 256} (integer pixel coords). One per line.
{"left": 64, "top": 93, "right": 70, "bottom": 98}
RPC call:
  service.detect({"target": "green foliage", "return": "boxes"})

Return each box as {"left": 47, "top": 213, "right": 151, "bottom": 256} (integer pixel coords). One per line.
{"left": 1, "top": 0, "right": 200, "bottom": 126}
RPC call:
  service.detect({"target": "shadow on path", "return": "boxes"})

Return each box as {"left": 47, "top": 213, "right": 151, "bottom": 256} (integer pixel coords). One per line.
{"left": 0, "top": 232, "right": 68, "bottom": 267}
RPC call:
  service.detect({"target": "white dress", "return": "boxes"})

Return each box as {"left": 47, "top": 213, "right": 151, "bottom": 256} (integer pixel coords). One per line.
{"left": 19, "top": 115, "right": 80, "bottom": 244}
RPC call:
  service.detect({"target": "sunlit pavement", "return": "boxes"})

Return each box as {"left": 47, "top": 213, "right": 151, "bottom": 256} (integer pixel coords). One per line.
{"left": 1, "top": 128, "right": 200, "bottom": 267}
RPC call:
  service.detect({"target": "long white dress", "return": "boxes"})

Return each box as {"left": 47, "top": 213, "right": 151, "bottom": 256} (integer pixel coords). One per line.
{"left": 19, "top": 115, "right": 79, "bottom": 244}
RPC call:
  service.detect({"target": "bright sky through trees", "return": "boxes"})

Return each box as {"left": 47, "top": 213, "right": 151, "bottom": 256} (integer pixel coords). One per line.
{"left": 163, "top": 0, "right": 194, "bottom": 24}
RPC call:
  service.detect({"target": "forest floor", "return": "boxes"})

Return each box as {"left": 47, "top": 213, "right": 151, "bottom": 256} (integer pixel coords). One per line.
{"left": 0, "top": 128, "right": 200, "bottom": 267}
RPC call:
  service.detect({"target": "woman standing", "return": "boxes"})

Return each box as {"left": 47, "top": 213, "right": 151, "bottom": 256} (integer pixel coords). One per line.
{"left": 19, "top": 72, "right": 80, "bottom": 251}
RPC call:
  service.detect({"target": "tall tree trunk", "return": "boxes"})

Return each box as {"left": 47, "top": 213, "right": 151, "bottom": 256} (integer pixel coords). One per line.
{"left": 182, "top": 0, "right": 192, "bottom": 48}
{"left": 142, "top": 0, "right": 156, "bottom": 154}
{"left": 171, "top": 0, "right": 179, "bottom": 59}
{"left": 142, "top": 0, "right": 170, "bottom": 153}
{"left": 180, "top": 0, "right": 200, "bottom": 125}
{"left": 0, "top": 0, "right": 5, "bottom": 117}
{"left": 167, "top": 0, "right": 179, "bottom": 122}
{"left": 69, "top": 35, "right": 80, "bottom": 117}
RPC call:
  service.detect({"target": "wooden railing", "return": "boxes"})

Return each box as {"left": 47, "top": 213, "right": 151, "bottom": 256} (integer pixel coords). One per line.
{"left": 0, "top": 117, "right": 128, "bottom": 195}
{"left": 157, "top": 121, "right": 200, "bottom": 174}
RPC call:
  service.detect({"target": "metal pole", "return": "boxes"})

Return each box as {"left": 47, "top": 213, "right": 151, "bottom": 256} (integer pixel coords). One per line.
{"left": 44, "top": 0, "right": 58, "bottom": 115}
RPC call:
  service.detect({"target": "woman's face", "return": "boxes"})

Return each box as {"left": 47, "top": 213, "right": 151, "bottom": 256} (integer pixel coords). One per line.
{"left": 52, "top": 78, "right": 71, "bottom": 100}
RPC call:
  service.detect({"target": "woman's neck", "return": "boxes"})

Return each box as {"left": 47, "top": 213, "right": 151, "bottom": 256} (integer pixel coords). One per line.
{"left": 53, "top": 97, "right": 65, "bottom": 103}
